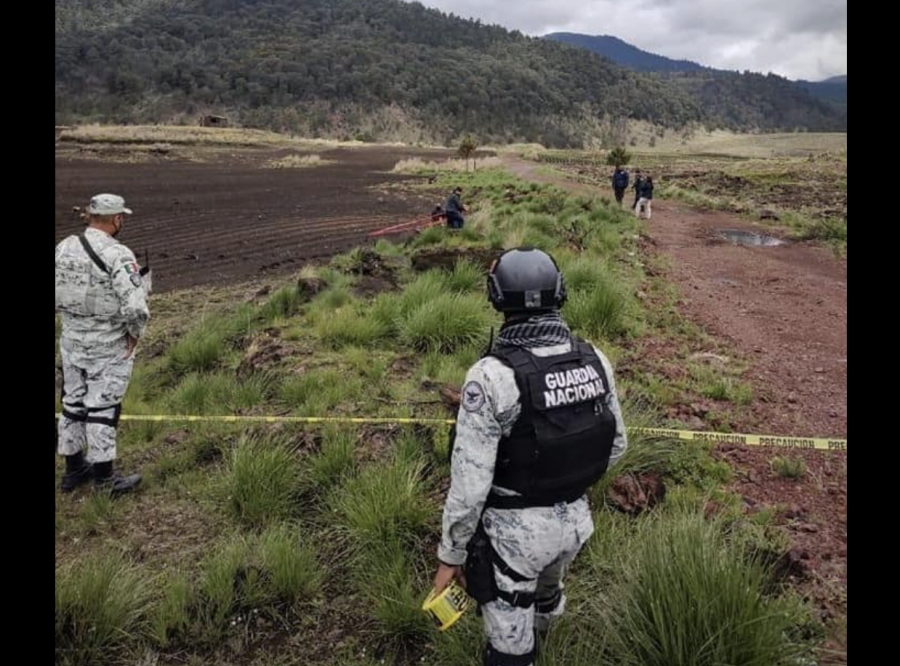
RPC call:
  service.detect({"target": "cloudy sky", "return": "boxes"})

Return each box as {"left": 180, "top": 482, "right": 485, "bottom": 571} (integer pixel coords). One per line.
{"left": 416, "top": 0, "right": 846, "bottom": 81}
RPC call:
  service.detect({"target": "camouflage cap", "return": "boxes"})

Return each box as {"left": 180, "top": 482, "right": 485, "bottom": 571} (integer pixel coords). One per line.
{"left": 88, "top": 194, "right": 132, "bottom": 216}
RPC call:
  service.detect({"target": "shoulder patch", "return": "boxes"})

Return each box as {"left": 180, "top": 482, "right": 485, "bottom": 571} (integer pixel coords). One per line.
{"left": 462, "top": 381, "right": 487, "bottom": 413}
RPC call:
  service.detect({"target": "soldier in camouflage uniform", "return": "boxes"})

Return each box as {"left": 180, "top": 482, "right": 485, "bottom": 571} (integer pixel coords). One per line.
{"left": 434, "top": 248, "right": 627, "bottom": 666}
{"left": 55, "top": 194, "right": 149, "bottom": 496}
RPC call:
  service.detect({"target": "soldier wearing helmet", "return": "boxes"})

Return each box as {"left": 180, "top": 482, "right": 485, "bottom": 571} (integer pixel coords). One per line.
{"left": 433, "top": 247, "right": 628, "bottom": 665}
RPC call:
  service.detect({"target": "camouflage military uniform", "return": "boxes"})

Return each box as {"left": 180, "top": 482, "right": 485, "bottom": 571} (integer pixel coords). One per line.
{"left": 439, "top": 341, "right": 627, "bottom": 665}
{"left": 56, "top": 227, "right": 149, "bottom": 464}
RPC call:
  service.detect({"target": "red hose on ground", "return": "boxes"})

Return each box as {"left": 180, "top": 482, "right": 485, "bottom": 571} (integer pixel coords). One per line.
{"left": 369, "top": 215, "right": 446, "bottom": 238}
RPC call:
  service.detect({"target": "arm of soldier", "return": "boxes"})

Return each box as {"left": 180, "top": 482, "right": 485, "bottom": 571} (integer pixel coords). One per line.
{"left": 594, "top": 346, "right": 628, "bottom": 467}
{"left": 436, "top": 363, "right": 502, "bottom": 580}
{"left": 109, "top": 248, "right": 150, "bottom": 342}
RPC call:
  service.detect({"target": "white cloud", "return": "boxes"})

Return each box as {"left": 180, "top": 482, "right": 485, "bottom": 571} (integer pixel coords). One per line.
{"left": 414, "top": 0, "right": 847, "bottom": 80}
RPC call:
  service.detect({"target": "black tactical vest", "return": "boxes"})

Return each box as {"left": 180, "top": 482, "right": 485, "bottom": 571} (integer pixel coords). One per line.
{"left": 487, "top": 340, "right": 616, "bottom": 508}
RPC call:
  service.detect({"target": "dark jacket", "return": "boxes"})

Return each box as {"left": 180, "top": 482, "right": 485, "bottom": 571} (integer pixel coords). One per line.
{"left": 446, "top": 192, "right": 465, "bottom": 215}
{"left": 612, "top": 169, "right": 629, "bottom": 189}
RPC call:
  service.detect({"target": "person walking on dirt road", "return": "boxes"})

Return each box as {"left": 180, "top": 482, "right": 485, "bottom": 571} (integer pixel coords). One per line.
{"left": 433, "top": 248, "right": 628, "bottom": 666}
{"left": 632, "top": 169, "right": 644, "bottom": 210}
{"left": 611, "top": 165, "right": 630, "bottom": 206}
{"left": 635, "top": 175, "right": 654, "bottom": 220}
{"left": 445, "top": 187, "right": 468, "bottom": 230}
{"left": 56, "top": 194, "right": 149, "bottom": 497}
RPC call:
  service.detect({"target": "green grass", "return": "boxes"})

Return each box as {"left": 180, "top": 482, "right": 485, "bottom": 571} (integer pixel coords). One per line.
{"left": 590, "top": 223, "right": 626, "bottom": 255}
{"left": 784, "top": 212, "right": 847, "bottom": 254}
{"left": 420, "top": 345, "right": 484, "bottom": 386}
{"left": 330, "top": 246, "right": 370, "bottom": 273}
{"left": 397, "top": 271, "right": 449, "bottom": 316}
{"left": 411, "top": 225, "right": 446, "bottom": 248}
{"left": 564, "top": 283, "right": 629, "bottom": 340}
{"left": 353, "top": 539, "right": 431, "bottom": 650}
{"left": 520, "top": 228, "right": 558, "bottom": 252}
{"left": 169, "top": 372, "right": 273, "bottom": 415}
{"left": 772, "top": 456, "right": 807, "bottom": 479}
{"left": 798, "top": 217, "right": 847, "bottom": 243}
{"left": 556, "top": 253, "right": 613, "bottom": 292}
{"left": 121, "top": 364, "right": 167, "bottom": 442}
{"left": 627, "top": 372, "right": 682, "bottom": 407}
{"left": 373, "top": 239, "right": 406, "bottom": 257}
{"left": 660, "top": 183, "right": 722, "bottom": 211}
{"left": 151, "top": 425, "right": 228, "bottom": 483}
{"left": 193, "top": 535, "right": 262, "bottom": 641}
{"left": 77, "top": 491, "right": 118, "bottom": 535}
{"left": 305, "top": 286, "right": 356, "bottom": 323}
{"left": 307, "top": 427, "right": 358, "bottom": 491}
{"left": 523, "top": 212, "right": 558, "bottom": 236}
{"left": 331, "top": 456, "right": 433, "bottom": 547}
{"left": 667, "top": 440, "right": 733, "bottom": 488}
{"left": 225, "top": 435, "right": 302, "bottom": 527}
{"left": 56, "top": 553, "right": 153, "bottom": 666}
{"left": 161, "top": 526, "right": 323, "bottom": 647}
{"left": 370, "top": 291, "right": 404, "bottom": 329}
{"left": 445, "top": 259, "right": 484, "bottom": 293}
{"left": 168, "top": 305, "right": 257, "bottom": 374}
{"left": 279, "top": 367, "right": 364, "bottom": 414}
{"left": 398, "top": 293, "right": 494, "bottom": 353}
{"left": 344, "top": 346, "right": 390, "bottom": 384}
{"left": 592, "top": 437, "right": 679, "bottom": 501}
{"left": 690, "top": 366, "right": 754, "bottom": 405}
{"left": 487, "top": 228, "right": 506, "bottom": 250}
{"left": 258, "top": 523, "right": 324, "bottom": 603}
{"left": 260, "top": 286, "right": 304, "bottom": 323}
{"left": 700, "top": 377, "right": 753, "bottom": 405}
{"left": 168, "top": 326, "right": 227, "bottom": 373}
{"left": 607, "top": 512, "right": 810, "bottom": 666}
{"left": 151, "top": 572, "right": 192, "bottom": 647}
{"left": 591, "top": 398, "right": 731, "bottom": 504}
{"left": 316, "top": 307, "right": 390, "bottom": 348}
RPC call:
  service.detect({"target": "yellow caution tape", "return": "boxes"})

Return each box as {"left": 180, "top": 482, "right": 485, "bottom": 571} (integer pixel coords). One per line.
{"left": 54, "top": 413, "right": 846, "bottom": 451}
{"left": 629, "top": 427, "right": 846, "bottom": 452}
